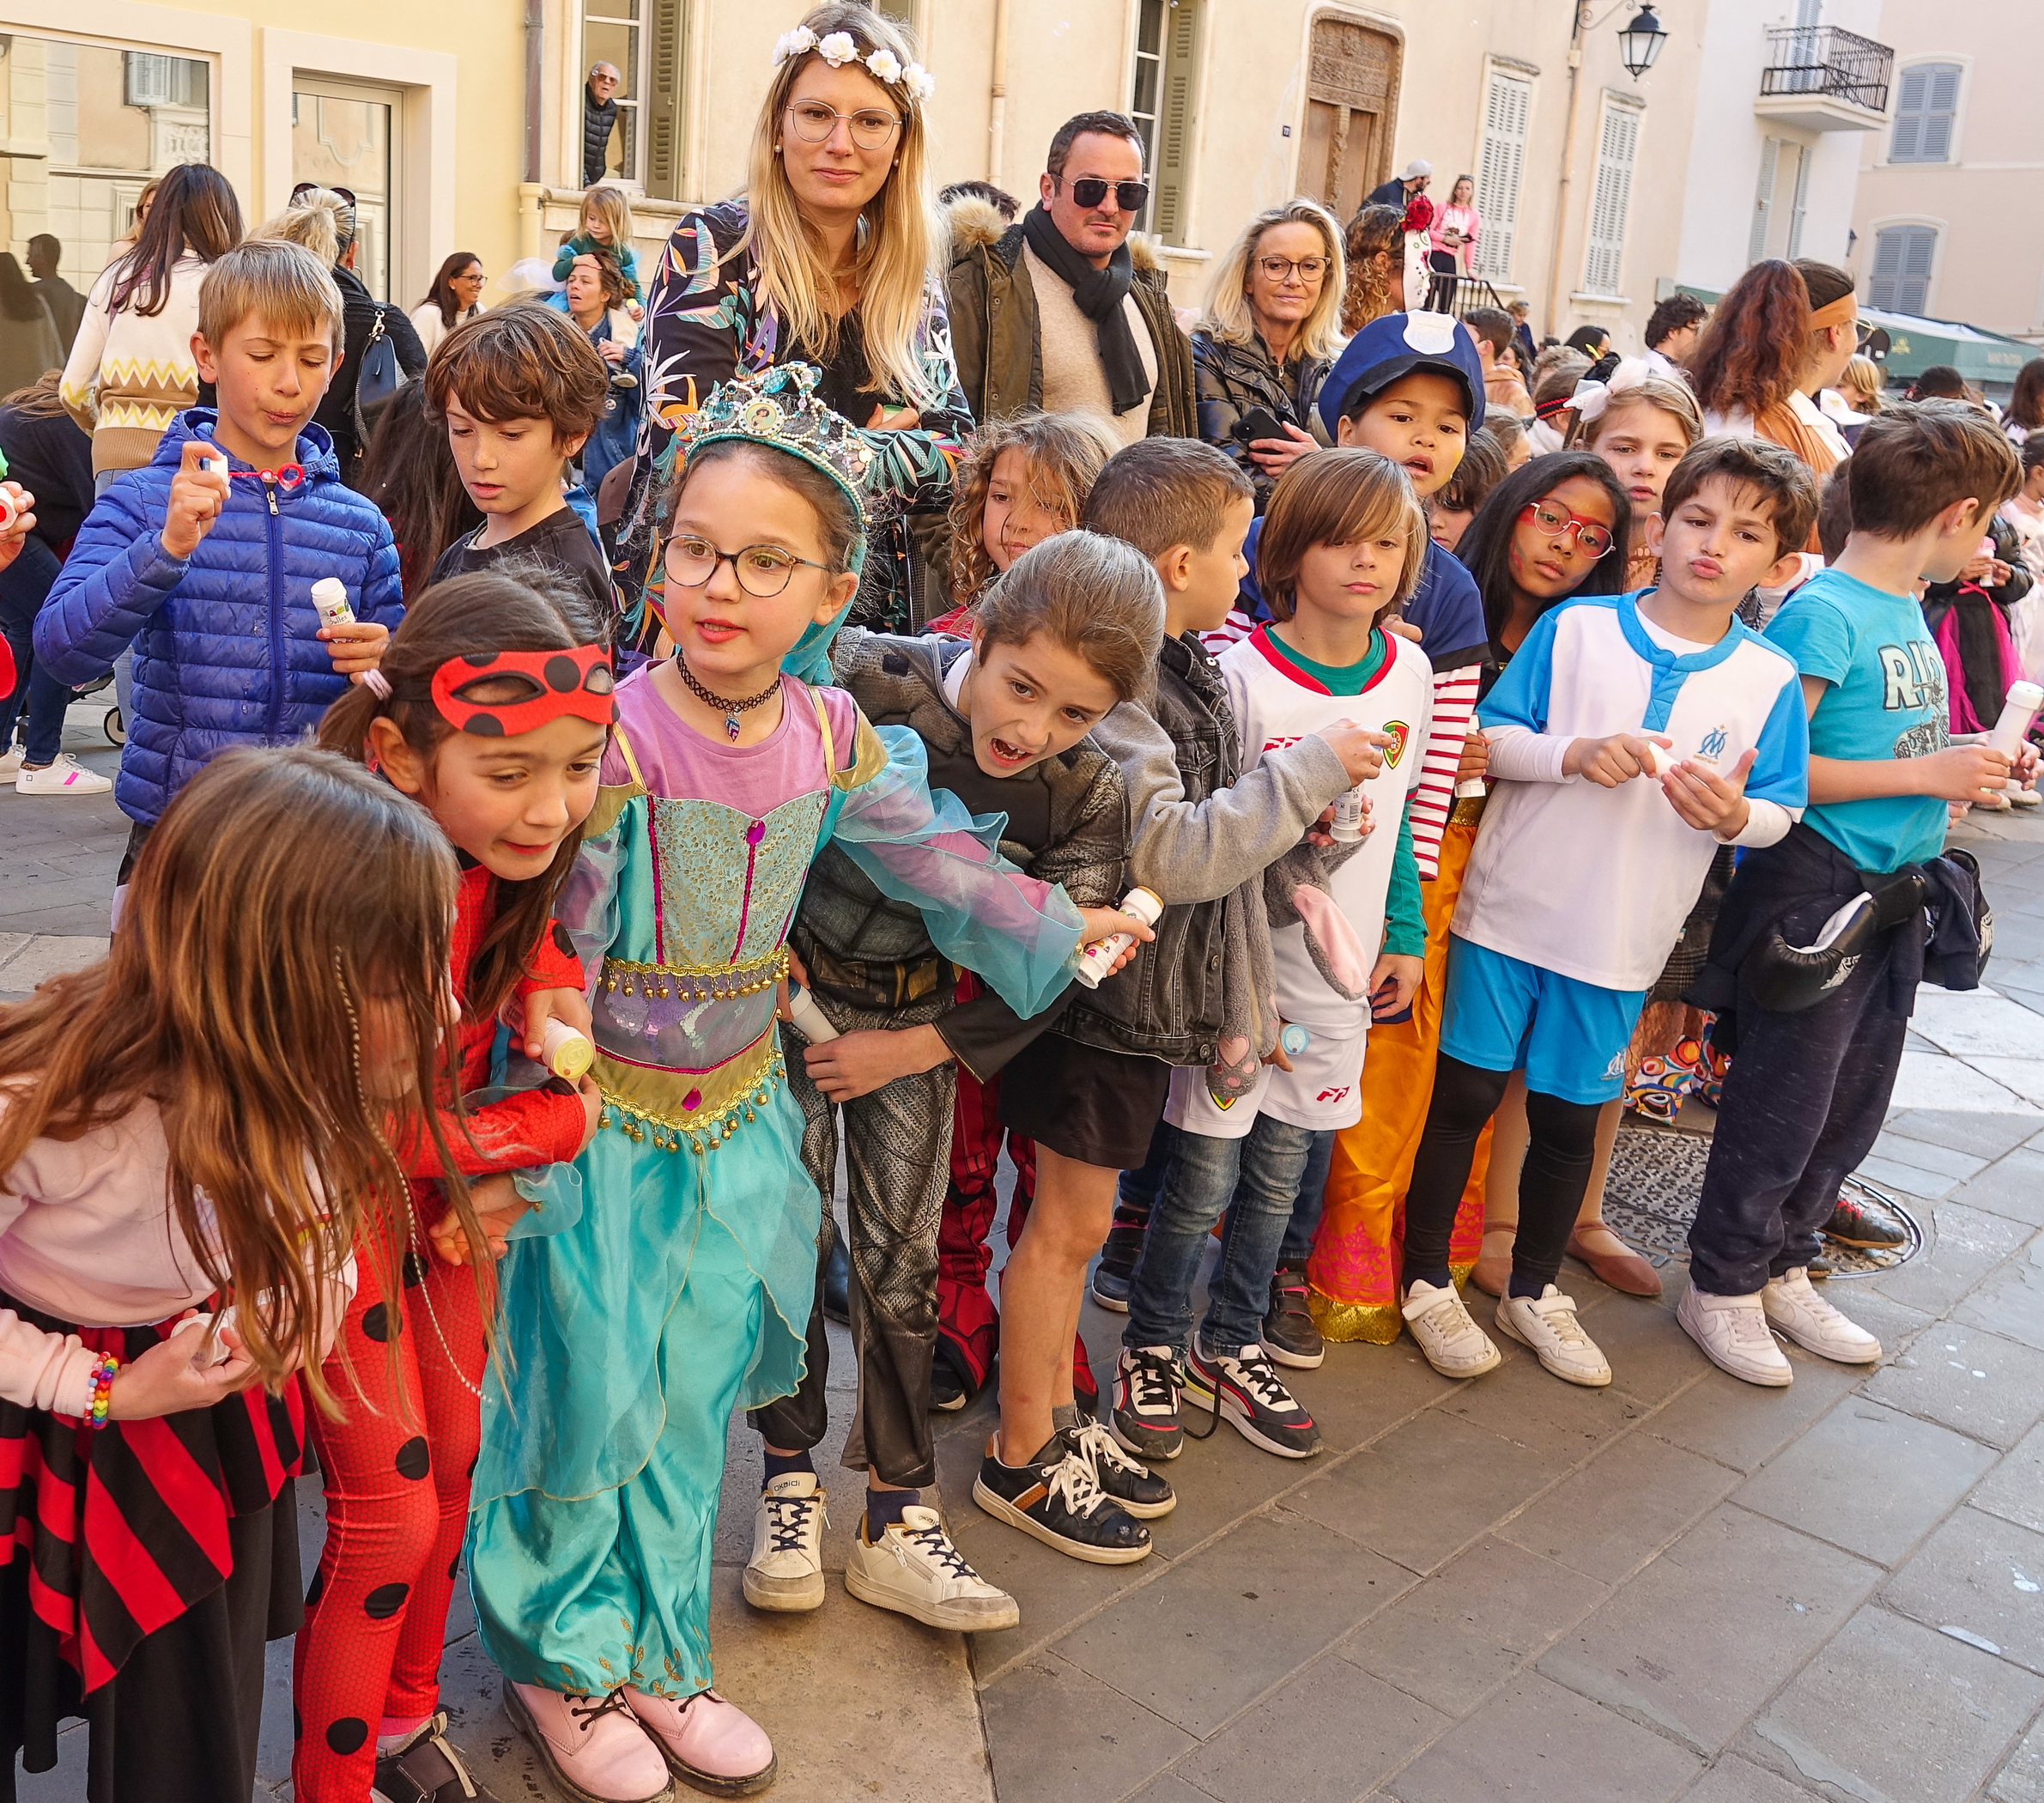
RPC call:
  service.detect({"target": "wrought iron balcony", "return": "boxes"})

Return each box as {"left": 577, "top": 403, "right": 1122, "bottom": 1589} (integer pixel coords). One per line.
{"left": 1756, "top": 25, "right": 1894, "bottom": 131}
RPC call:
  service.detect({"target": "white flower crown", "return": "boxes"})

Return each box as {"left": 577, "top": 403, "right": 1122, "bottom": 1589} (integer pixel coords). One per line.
{"left": 772, "top": 25, "right": 936, "bottom": 102}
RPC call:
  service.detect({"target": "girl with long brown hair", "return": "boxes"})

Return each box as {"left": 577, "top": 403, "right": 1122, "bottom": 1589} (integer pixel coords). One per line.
{"left": 0, "top": 744, "right": 470, "bottom": 1803}
{"left": 294, "top": 567, "right": 610, "bottom": 1803}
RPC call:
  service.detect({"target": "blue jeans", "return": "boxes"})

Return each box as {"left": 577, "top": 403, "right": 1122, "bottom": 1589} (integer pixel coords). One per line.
{"left": 0, "top": 536, "right": 70, "bottom": 764}
{"left": 1278, "top": 1129, "right": 1336, "bottom": 1268}
{"left": 1124, "top": 1116, "right": 1332, "bottom": 1357}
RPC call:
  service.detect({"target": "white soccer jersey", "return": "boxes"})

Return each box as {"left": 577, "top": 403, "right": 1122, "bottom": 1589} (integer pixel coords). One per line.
{"left": 1217, "top": 624, "right": 1435, "bottom": 1037}
{"left": 1453, "top": 591, "right": 1810, "bottom": 991}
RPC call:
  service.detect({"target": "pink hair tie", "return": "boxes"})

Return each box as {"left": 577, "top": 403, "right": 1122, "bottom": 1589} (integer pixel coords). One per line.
{"left": 361, "top": 669, "right": 392, "bottom": 700}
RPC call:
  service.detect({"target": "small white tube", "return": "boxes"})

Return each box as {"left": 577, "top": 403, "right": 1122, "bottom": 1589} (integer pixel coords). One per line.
{"left": 540, "top": 1018, "right": 594, "bottom": 1080}
{"left": 1988, "top": 680, "right": 2044, "bottom": 789}
{"left": 1329, "top": 786, "right": 1368, "bottom": 843}
{"left": 784, "top": 984, "right": 840, "bottom": 1042}
{"left": 310, "top": 577, "right": 355, "bottom": 630}
{"left": 1070, "top": 886, "right": 1164, "bottom": 989}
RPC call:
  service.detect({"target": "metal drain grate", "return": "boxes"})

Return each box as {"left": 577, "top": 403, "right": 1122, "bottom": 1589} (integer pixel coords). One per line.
{"left": 1600, "top": 1120, "right": 1921, "bottom": 1278}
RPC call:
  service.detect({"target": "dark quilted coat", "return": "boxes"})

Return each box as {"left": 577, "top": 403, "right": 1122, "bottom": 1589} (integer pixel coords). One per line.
{"left": 35, "top": 410, "right": 403, "bottom": 825}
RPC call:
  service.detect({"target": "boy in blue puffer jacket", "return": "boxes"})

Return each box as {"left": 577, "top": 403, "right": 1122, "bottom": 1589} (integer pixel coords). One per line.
{"left": 38, "top": 240, "right": 400, "bottom": 886}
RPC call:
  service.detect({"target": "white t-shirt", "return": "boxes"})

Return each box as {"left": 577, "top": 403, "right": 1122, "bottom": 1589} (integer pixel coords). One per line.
{"left": 1454, "top": 590, "right": 1810, "bottom": 991}
{"left": 1216, "top": 625, "right": 1434, "bottom": 1036}
{"left": 1704, "top": 388, "right": 1852, "bottom": 466}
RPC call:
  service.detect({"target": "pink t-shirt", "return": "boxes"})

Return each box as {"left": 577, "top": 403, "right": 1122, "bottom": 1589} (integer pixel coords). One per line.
{"left": 1431, "top": 204, "right": 1481, "bottom": 262}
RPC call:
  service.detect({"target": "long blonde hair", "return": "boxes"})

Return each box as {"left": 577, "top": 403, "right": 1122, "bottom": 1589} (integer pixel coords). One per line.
{"left": 738, "top": 2, "right": 942, "bottom": 407}
{"left": 580, "top": 185, "right": 636, "bottom": 252}
{"left": 1201, "top": 199, "right": 1346, "bottom": 365}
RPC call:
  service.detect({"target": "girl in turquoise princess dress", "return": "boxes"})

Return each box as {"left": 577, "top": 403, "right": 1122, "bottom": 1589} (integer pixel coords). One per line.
{"left": 467, "top": 364, "right": 1127, "bottom": 1803}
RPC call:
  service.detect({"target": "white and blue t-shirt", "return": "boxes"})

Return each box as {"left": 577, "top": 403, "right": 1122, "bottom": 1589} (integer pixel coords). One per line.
{"left": 1763, "top": 568, "right": 1949, "bottom": 873}
{"left": 1454, "top": 589, "right": 1810, "bottom": 992}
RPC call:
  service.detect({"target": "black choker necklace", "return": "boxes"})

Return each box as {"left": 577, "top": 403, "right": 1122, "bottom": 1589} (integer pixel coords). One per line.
{"left": 673, "top": 655, "right": 781, "bottom": 742}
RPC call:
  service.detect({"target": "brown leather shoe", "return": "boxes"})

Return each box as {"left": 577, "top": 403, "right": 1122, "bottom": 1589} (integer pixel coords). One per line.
{"left": 1471, "top": 1227, "right": 1515, "bottom": 1298}
{"left": 1567, "top": 1226, "right": 1663, "bottom": 1298}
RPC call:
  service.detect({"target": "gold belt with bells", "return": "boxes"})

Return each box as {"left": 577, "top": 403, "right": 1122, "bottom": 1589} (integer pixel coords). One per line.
{"left": 593, "top": 950, "right": 789, "bottom": 1156}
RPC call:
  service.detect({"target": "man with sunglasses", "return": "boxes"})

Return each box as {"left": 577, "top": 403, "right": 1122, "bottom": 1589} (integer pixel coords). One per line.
{"left": 946, "top": 109, "right": 1195, "bottom": 447}
{"left": 584, "top": 61, "right": 622, "bottom": 185}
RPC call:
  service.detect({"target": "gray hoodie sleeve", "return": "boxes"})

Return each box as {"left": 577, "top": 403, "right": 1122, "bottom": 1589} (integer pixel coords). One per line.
{"left": 1092, "top": 701, "right": 1354, "bottom": 907}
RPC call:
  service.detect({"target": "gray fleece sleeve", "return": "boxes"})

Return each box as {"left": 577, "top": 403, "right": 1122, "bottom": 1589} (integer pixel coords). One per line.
{"left": 1093, "top": 701, "right": 1355, "bottom": 907}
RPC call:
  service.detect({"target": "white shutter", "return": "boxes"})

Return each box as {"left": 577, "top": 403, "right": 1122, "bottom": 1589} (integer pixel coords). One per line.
{"left": 1474, "top": 70, "right": 1530, "bottom": 282}
{"left": 1870, "top": 224, "right": 1937, "bottom": 313}
{"left": 1749, "top": 137, "right": 1780, "bottom": 266}
{"left": 1891, "top": 62, "right": 1961, "bottom": 163}
{"left": 1150, "top": 0, "right": 1201, "bottom": 246}
{"left": 1583, "top": 102, "right": 1640, "bottom": 297}
{"left": 1786, "top": 143, "right": 1810, "bottom": 260}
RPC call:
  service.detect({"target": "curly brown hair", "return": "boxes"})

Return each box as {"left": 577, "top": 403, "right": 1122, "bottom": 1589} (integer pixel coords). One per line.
{"left": 945, "top": 411, "right": 1118, "bottom": 605}
{"left": 1340, "top": 203, "right": 1403, "bottom": 335}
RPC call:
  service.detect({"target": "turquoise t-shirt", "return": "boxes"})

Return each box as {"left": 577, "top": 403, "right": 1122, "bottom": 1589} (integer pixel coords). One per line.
{"left": 1764, "top": 568, "right": 1949, "bottom": 873}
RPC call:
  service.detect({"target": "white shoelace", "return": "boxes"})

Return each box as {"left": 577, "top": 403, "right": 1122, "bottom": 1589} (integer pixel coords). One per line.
{"left": 1722, "top": 1304, "right": 1779, "bottom": 1350}
{"left": 1071, "top": 1418, "right": 1146, "bottom": 1479}
{"left": 1040, "top": 1451, "right": 1113, "bottom": 1520}
{"left": 764, "top": 1491, "right": 823, "bottom": 1554}
{"left": 1529, "top": 1296, "right": 1591, "bottom": 1349}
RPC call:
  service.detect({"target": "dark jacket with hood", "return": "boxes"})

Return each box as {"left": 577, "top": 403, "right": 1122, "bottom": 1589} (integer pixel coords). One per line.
{"left": 584, "top": 85, "right": 620, "bottom": 185}
{"left": 36, "top": 410, "right": 403, "bottom": 825}
{"left": 313, "top": 262, "right": 428, "bottom": 481}
{"left": 943, "top": 195, "right": 1197, "bottom": 440}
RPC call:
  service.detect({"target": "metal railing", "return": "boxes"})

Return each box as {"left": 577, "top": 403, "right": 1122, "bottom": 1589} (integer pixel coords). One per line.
{"left": 1760, "top": 24, "right": 1894, "bottom": 114}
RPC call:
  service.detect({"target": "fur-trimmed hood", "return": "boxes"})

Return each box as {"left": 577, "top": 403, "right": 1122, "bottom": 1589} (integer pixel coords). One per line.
{"left": 943, "top": 195, "right": 1163, "bottom": 276}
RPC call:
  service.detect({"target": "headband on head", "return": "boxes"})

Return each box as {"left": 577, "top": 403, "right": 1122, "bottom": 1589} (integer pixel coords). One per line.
{"left": 1808, "top": 293, "right": 1858, "bottom": 331}
{"left": 392, "top": 646, "right": 616, "bottom": 738}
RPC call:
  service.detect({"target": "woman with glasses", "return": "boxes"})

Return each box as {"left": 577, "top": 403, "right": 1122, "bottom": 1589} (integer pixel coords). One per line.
{"left": 1191, "top": 200, "right": 1344, "bottom": 513}
{"left": 626, "top": 2, "right": 965, "bottom": 639}
{"left": 410, "top": 251, "right": 488, "bottom": 357}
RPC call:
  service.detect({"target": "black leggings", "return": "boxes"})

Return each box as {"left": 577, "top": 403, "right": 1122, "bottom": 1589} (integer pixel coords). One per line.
{"left": 1403, "top": 1057, "right": 1603, "bottom": 1293}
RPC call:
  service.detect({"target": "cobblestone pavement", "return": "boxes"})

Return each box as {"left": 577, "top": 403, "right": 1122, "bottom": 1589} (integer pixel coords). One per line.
{"left": 9, "top": 709, "right": 2044, "bottom": 1801}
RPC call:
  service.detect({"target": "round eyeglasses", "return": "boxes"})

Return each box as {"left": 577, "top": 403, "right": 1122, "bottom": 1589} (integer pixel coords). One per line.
{"left": 785, "top": 100, "right": 902, "bottom": 150}
{"left": 1256, "top": 255, "right": 1330, "bottom": 282}
{"left": 665, "top": 534, "right": 832, "bottom": 598}
{"left": 1519, "top": 500, "right": 1616, "bottom": 559}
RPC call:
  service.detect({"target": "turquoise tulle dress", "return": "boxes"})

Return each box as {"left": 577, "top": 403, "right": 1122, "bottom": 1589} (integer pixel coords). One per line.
{"left": 467, "top": 663, "right": 1080, "bottom": 1698}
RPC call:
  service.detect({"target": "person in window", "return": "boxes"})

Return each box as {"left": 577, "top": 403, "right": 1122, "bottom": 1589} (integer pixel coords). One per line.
{"left": 583, "top": 60, "right": 622, "bottom": 185}
{"left": 288, "top": 185, "right": 428, "bottom": 488}
{"left": 948, "top": 106, "right": 1197, "bottom": 448}
{"left": 630, "top": 3, "right": 968, "bottom": 637}
{"left": 1190, "top": 200, "right": 1343, "bottom": 513}
{"left": 25, "top": 237, "right": 84, "bottom": 355}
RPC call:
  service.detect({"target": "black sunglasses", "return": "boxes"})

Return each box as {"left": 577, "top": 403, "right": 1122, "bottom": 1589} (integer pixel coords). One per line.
{"left": 291, "top": 181, "right": 357, "bottom": 208}
{"left": 1059, "top": 175, "right": 1149, "bottom": 213}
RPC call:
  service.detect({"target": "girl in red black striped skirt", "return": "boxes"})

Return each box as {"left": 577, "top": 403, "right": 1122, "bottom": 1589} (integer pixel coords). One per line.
{"left": 0, "top": 745, "right": 484, "bottom": 1803}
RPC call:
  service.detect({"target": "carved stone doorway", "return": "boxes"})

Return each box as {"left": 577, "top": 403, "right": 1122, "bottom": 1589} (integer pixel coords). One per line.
{"left": 1299, "top": 17, "right": 1400, "bottom": 225}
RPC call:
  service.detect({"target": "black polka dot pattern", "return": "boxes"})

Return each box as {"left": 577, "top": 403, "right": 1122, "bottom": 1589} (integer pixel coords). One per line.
{"left": 394, "top": 1436, "right": 431, "bottom": 1480}
{"left": 402, "top": 1250, "right": 428, "bottom": 1289}
{"left": 552, "top": 921, "right": 576, "bottom": 957}
{"left": 360, "top": 1302, "right": 396, "bottom": 1343}
{"left": 363, "top": 1581, "right": 410, "bottom": 1618}
{"left": 325, "top": 1717, "right": 369, "bottom": 1756}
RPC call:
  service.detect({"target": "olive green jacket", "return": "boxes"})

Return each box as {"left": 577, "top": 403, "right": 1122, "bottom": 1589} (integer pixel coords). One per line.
{"left": 943, "top": 196, "right": 1198, "bottom": 440}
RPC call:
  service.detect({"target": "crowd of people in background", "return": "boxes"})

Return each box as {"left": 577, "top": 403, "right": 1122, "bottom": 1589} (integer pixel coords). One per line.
{"left": 1, "top": 5, "right": 2041, "bottom": 1801}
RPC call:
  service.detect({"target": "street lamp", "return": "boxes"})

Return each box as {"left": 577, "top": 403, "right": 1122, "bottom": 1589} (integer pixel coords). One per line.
{"left": 1616, "top": 6, "right": 1668, "bottom": 78}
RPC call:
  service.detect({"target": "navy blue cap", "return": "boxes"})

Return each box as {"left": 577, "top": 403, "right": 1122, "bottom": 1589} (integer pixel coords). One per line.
{"left": 1318, "top": 311, "right": 1488, "bottom": 443}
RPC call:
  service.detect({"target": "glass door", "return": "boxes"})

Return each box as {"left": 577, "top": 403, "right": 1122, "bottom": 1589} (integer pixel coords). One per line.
{"left": 290, "top": 77, "right": 400, "bottom": 300}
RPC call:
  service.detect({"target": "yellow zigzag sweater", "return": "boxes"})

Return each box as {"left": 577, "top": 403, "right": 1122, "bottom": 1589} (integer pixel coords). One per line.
{"left": 60, "top": 254, "right": 208, "bottom": 475}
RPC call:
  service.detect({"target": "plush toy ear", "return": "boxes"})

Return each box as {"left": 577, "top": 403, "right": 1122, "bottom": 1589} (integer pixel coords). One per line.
{"left": 1289, "top": 883, "right": 1371, "bottom": 1000}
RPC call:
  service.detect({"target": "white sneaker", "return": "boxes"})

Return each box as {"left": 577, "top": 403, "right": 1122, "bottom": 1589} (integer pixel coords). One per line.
{"left": 0, "top": 746, "right": 21, "bottom": 782}
{"left": 1677, "top": 1282, "right": 1792, "bottom": 1387}
{"left": 1401, "top": 1278, "right": 1501, "bottom": 1378}
{"left": 844, "top": 1505, "right": 1020, "bottom": 1631}
{"left": 1495, "top": 1285, "right": 1612, "bottom": 1387}
{"left": 15, "top": 754, "right": 112, "bottom": 795}
{"left": 742, "top": 1472, "right": 827, "bottom": 1612}
{"left": 1763, "top": 1266, "right": 1882, "bottom": 1364}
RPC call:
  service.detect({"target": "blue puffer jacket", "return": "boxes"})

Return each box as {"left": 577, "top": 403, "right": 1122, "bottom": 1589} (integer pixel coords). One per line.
{"left": 37, "top": 411, "right": 403, "bottom": 825}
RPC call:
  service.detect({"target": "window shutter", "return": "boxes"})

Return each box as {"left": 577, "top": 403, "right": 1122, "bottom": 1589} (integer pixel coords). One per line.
{"left": 646, "top": 0, "right": 686, "bottom": 200}
{"left": 1786, "top": 143, "right": 1810, "bottom": 260}
{"left": 1869, "top": 224, "right": 1936, "bottom": 313}
{"left": 1150, "top": 0, "right": 1201, "bottom": 246}
{"left": 1891, "top": 62, "right": 1961, "bottom": 163}
{"left": 1474, "top": 70, "right": 1530, "bottom": 282}
{"left": 1583, "top": 102, "right": 1639, "bottom": 297}
{"left": 1749, "top": 137, "right": 1780, "bottom": 266}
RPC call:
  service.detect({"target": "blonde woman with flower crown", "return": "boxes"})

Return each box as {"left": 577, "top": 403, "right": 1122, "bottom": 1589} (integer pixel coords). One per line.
{"left": 626, "top": 3, "right": 967, "bottom": 643}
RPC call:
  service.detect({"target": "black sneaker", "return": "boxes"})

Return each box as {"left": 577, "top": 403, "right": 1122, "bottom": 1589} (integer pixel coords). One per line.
{"left": 1064, "top": 1419, "right": 1175, "bottom": 1519}
{"left": 1089, "top": 1215, "right": 1148, "bottom": 1312}
{"left": 1823, "top": 1192, "right": 1908, "bottom": 1248}
{"left": 1262, "top": 1262, "right": 1325, "bottom": 1369}
{"left": 372, "top": 1711, "right": 500, "bottom": 1803}
{"left": 972, "top": 1442, "right": 1152, "bottom": 1564}
{"left": 1185, "top": 1338, "right": 1321, "bottom": 1460}
{"left": 1109, "top": 1344, "right": 1184, "bottom": 1463}
{"left": 1089, "top": 1263, "right": 1132, "bottom": 1312}
{"left": 929, "top": 1339, "right": 973, "bottom": 1413}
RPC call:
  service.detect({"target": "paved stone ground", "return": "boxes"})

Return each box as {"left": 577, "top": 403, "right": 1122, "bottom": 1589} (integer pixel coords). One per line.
{"left": 9, "top": 707, "right": 2044, "bottom": 1802}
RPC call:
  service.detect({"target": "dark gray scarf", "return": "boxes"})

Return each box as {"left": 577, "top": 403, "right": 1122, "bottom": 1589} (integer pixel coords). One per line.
{"left": 1022, "top": 204, "right": 1148, "bottom": 417}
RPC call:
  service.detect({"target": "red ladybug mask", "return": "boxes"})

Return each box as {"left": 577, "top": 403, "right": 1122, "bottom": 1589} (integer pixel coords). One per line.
{"left": 424, "top": 646, "right": 617, "bottom": 737}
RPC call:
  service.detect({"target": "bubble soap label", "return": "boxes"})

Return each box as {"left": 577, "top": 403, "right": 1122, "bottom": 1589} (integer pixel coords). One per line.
{"left": 310, "top": 577, "right": 355, "bottom": 629}
{"left": 1071, "top": 887, "right": 1163, "bottom": 990}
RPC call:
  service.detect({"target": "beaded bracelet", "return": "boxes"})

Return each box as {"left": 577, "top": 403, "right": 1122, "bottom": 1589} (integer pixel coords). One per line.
{"left": 88, "top": 1353, "right": 118, "bottom": 1429}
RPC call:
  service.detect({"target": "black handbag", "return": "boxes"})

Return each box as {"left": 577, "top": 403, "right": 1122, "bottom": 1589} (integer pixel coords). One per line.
{"left": 352, "top": 304, "right": 402, "bottom": 444}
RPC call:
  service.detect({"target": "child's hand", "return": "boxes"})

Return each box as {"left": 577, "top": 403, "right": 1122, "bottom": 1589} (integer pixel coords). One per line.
{"left": 430, "top": 1171, "right": 537, "bottom": 1266}
{"left": 1307, "top": 795, "right": 1373, "bottom": 847}
{"left": 507, "top": 985, "right": 595, "bottom": 1065}
{"left": 1369, "top": 953, "right": 1424, "bottom": 1020}
{"left": 319, "top": 617, "right": 391, "bottom": 679}
{"left": 1456, "top": 729, "right": 1489, "bottom": 784}
{"left": 803, "top": 1023, "right": 949, "bottom": 1102}
{"left": 1564, "top": 732, "right": 1668, "bottom": 787}
{"left": 104, "top": 1325, "right": 259, "bottom": 1420}
{"left": 0, "top": 482, "right": 35, "bottom": 573}
{"left": 1077, "top": 904, "right": 1155, "bottom": 977}
{"left": 1316, "top": 720, "right": 1393, "bottom": 785}
{"left": 866, "top": 404, "right": 921, "bottom": 431}
{"left": 1661, "top": 748, "right": 1757, "bottom": 837}
{"left": 161, "top": 440, "right": 231, "bottom": 559}
{"left": 627, "top": 300, "right": 645, "bottom": 323}
{"left": 1384, "top": 617, "right": 1424, "bottom": 645}
{"left": 1920, "top": 743, "right": 2013, "bottom": 804}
